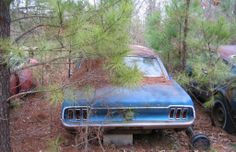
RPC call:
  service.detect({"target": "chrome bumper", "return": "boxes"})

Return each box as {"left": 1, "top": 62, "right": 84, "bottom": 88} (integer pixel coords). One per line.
{"left": 61, "top": 119, "right": 194, "bottom": 129}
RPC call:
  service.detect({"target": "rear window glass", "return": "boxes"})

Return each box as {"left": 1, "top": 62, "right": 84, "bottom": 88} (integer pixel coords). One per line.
{"left": 124, "top": 56, "right": 163, "bottom": 77}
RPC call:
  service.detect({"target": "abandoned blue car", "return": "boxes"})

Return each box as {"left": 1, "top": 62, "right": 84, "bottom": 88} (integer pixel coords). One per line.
{"left": 61, "top": 45, "right": 196, "bottom": 129}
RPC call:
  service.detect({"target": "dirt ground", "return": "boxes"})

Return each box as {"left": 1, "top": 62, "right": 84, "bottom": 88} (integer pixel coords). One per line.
{"left": 10, "top": 92, "right": 236, "bottom": 152}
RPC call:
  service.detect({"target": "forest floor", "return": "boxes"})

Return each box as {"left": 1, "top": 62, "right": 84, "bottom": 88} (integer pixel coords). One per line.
{"left": 10, "top": 92, "right": 236, "bottom": 152}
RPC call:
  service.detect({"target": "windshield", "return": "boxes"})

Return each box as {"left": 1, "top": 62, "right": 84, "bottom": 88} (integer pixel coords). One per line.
{"left": 124, "top": 56, "right": 163, "bottom": 77}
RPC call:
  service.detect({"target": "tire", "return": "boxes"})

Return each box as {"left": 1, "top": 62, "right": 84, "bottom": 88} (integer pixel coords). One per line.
{"left": 191, "top": 134, "right": 210, "bottom": 151}
{"left": 212, "top": 96, "right": 236, "bottom": 133}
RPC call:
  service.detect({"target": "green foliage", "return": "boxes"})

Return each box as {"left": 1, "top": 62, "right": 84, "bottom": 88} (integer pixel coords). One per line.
{"left": 220, "top": 0, "right": 235, "bottom": 16}
{"left": 124, "top": 109, "right": 135, "bottom": 121}
{"left": 146, "top": 0, "right": 235, "bottom": 90}
{"left": 174, "top": 72, "right": 190, "bottom": 87}
{"left": 8, "top": 1, "right": 143, "bottom": 108}
{"left": 146, "top": 0, "right": 235, "bottom": 106}
{"left": 145, "top": 0, "right": 234, "bottom": 65}
{"left": 10, "top": 98, "right": 23, "bottom": 109}
{"left": 46, "top": 0, "right": 134, "bottom": 59}
{"left": 111, "top": 63, "right": 143, "bottom": 88}
{"left": 35, "top": 0, "right": 140, "bottom": 88}
{"left": 188, "top": 54, "right": 231, "bottom": 85}
{"left": 48, "top": 85, "right": 64, "bottom": 107}
{"left": 175, "top": 53, "right": 231, "bottom": 109}
{"left": 145, "top": 0, "right": 189, "bottom": 70}
{"left": 185, "top": 15, "right": 234, "bottom": 104}
{"left": 204, "top": 98, "right": 214, "bottom": 109}
{"left": 145, "top": 11, "right": 162, "bottom": 51}
{"left": 201, "top": 17, "right": 233, "bottom": 47}
{"left": 107, "top": 52, "right": 143, "bottom": 87}
{"left": 0, "top": 39, "right": 30, "bottom": 69}
{"left": 0, "top": 38, "right": 11, "bottom": 54}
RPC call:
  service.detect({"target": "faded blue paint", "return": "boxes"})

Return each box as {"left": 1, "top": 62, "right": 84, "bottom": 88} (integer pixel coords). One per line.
{"left": 61, "top": 80, "right": 195, "bottom": 127}
{"left": 62, "top": 80, "right": 193, "bottom": 108}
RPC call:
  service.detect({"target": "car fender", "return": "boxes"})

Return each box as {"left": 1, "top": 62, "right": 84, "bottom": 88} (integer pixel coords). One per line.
{"left": 10, "top": 73, "right": 19, "bottom": 95}
{"left": 214, "top": 87, "right": 231, "bottom": 109}
{"left": 214, "top": 87, "right": 236, "bottom": 127}
{"left": 17, "top": 68, "right": 34, "bottom": 92}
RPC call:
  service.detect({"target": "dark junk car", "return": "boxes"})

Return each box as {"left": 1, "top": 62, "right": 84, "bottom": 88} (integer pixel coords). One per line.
{"left": 211, "top": 45, "right": 236, "bottom": 133}
{"left": 218, "top": 45, "right": 236, "bottom": 74}
{"left": 189, "top": 45, "right": 236, "bottom": 134}
{"left": 61, "top": 45, "right": 210, "bottom": 149}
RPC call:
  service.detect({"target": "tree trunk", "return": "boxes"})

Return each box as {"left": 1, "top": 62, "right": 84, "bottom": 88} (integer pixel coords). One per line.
{"left": 182, "top": 0, "right": 190, "bottom": 70}
{"left": 0, "top": 0, "right": 12, "bottom": 152}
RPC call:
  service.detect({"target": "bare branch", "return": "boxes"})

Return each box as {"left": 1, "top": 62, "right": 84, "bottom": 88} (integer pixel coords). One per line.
{"left": 14, "top": 24, "right": 60, "bottom": 43}
{"left": 13, "top": 53, "right": 71, "bottom": 72}
{"left": 11, "top": 15, "right": 53, "bottom": 23}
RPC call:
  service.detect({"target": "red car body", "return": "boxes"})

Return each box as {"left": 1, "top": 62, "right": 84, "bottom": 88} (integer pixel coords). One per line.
{"left": 218, "top": 45, "right": 236, "bottom": 61}
{"left": 10, "top": 58, "right": 38, "bottom": 95}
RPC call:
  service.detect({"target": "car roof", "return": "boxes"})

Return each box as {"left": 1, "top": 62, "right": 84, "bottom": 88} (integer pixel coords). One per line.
{"left": 129, "top": 45, "right": 159, "bottom": 58}
{"left": 218, "top": 45, "right": 236, "bottom": 59}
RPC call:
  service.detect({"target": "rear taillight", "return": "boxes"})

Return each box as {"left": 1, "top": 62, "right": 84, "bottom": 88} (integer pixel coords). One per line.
{"left": 169, "top": 108, "right": 189, "bottom": 119}
{"left": 182, "top": 108, "right": 188, "bottom": 119}
{"left": 82, "top": 109, "right": 88, "bottom": 120}
{"left": 64, "top": 108, "right": 88, "bottom": 120}
{"left": 67, "top": 109, "right": 74, "bottom": 119}
{"left": 176, "top": 109, "right": 181, "bottom": 119}
{"left": 169, "top": 108, "right": 175, "bottom": 118}
{"left": 75, "top": 109, "right": 81, "bottom": 119}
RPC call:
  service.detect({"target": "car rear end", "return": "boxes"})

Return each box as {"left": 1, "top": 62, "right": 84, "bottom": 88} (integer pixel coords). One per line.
{"left": 61, "top": 103, "right": 195, "bottom": 129}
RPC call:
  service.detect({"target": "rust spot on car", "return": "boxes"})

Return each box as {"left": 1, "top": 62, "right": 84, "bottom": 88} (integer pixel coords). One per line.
{"left": 142, "top": 77, "right": 171, "bottom": 84}
{"left": 129, "top": 45, "right": 159, "bottom": 58}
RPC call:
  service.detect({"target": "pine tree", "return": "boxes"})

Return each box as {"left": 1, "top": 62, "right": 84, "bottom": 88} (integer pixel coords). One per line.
{"left": 145, "top": 0, "right": 235, "bottom": 106}
{"left": 0, "top": 0, "right": 12, "bottom": 151}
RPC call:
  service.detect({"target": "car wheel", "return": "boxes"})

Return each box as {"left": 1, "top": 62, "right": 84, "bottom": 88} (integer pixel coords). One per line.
{"left": 191, "top": 134, "right": 210, "bottom": 151}
{"left": 212, "top": 97, "right": 236, "bottom": 133}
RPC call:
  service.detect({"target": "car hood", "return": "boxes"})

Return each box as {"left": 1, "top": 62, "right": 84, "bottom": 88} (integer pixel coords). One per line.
{"left": 63, "top": 80, "right": 193, "bottom": 108}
